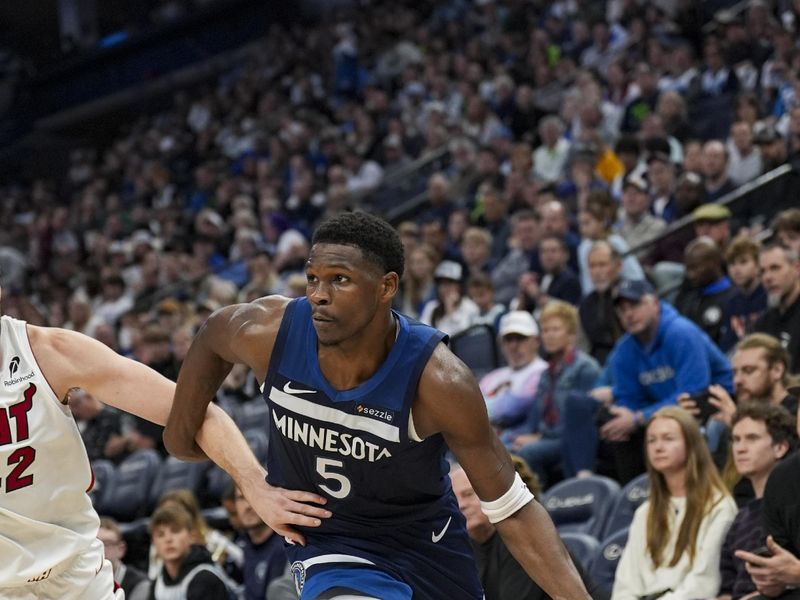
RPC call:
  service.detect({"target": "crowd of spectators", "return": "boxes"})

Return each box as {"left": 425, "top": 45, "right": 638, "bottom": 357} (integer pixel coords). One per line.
{"left": 3, "top": 0, "right": 800, "bottom": 597}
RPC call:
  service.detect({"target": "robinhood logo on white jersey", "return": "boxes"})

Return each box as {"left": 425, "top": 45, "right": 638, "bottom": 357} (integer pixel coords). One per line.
{"left": 4, "top": 356, "right": 35, "bottom": 387}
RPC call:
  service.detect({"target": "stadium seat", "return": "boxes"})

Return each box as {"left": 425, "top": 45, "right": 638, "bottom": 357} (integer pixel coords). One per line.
{"left": 233, "top": 400, "right": 270, "bottom": 434}
{"left": 449, "top": 324, "right": 502, "bottom": 379}
{"left": 541, "top": 475, "right": 621, "bottom": 538}
{"left": 89, "top": 459, "right": 116, "bottom": 515}
{"left": 600, "top": 472, "right": 650, "bottom": 539}
{"left": 104, "top": 449, "right": 162, "bottom": 522}
{"left": 589, "top": 527, "right": 630, "bottom": 595}
{"left": 205, "top": 465, "right": 233, "bottom": 505}
{"left": 148, "top": 455, "right": 211, "bottom": 510}
{"left": 559, "top": 532, "right": 600, "bottom": 571}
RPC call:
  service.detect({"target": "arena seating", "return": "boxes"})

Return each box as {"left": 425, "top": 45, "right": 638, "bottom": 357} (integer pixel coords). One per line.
{"left": 147, "top": 455, "right": 211, "bottom": 512}
{"left": 588, "top": 526, "right": 630, "bottom": 595}
{"left": 542, "top": 475, "right": 621, "bottom": 539}
{"left": 449, "top": 324, "right": 504, "bottom": 380}
{"left": 599, "top": 472, "right": 650, "bottom": 540}
{"left": 89, "top": 459, "right": 117, "bottom": 515}
{"left": 103, "top": 449, "right": 162, "bottom": 522}
{"left": 560, "top": 531, "right": 601, "bottom": 571}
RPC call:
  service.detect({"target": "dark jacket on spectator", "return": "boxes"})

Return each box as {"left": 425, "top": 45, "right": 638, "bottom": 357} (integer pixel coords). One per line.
{"left": 719, "top": 283, "right": 768, "bottom": 352}
{"left": 473, "top": 532, "right": 608, "bottom": 600}
{"left": 674, "top": 276, "right": 736, "bottom": 346}
{"left": 579, "top": 288, "right": 623, "bottom": 365}
{"left": 754, "top": 294, "right": 800, "bottom": 371}
{"left": 718, "top": 498, "right": 765, "bottom": 600}
{"left": 149, "top": 544, "right": 229, "bottom": 600}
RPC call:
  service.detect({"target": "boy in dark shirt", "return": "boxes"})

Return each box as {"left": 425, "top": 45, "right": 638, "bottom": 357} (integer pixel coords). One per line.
{"left": 718, "top": 403, "right": 794, "bottom": 600}
{"left": 148, "top": 505, "right": 231, "bottom": 600}
{"left": 735, "top": 385, "right": 800, "bottom": 599}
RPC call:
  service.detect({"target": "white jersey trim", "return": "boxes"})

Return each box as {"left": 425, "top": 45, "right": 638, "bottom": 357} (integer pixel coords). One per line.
{"left": 268, "top": 386, "right": 400, "bottom": 443}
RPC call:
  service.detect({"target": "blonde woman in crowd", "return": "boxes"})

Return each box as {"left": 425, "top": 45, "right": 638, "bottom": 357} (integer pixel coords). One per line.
{"left": 398, "top": 243, "right": 439, "bottom": 318}
{"left": 612, "top": 407, "right": 737, "bottom": 600}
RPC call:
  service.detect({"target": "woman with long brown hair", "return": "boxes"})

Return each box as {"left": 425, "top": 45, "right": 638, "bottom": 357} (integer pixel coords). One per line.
{"left": 612, "top": 407, "right": 737, "bottom": 600}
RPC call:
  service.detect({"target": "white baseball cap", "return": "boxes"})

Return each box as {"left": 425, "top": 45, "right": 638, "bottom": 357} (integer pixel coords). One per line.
{"left": 434, "top": 260, "right": 463, "bottom": 282}
{"left": 499, "top": 311, "right": 539, "bottom": 337}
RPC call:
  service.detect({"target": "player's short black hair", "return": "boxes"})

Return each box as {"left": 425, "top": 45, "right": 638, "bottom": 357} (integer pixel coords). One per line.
{"left": 312, "top": 211, "right": 405, "bottom": 278}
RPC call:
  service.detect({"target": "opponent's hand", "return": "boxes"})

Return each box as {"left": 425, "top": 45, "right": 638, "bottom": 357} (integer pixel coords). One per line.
{"left": 242, "top": 480, "right": 332, "bottom": 546}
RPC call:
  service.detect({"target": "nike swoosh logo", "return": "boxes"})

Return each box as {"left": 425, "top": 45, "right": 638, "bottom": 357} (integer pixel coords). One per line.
{"left": 283, "top": 381, "right": 317, "bottom": 395}
{"left": 431, "top": 516, "right": 452, "bottom": 543}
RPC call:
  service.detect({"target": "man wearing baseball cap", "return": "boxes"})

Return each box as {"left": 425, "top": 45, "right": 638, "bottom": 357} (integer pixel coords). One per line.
{"left": 479, "top": 311, "right": 547, "bottom": 439}
{"left": 601, "top": 278, "right": 733, "bottom": 482}
{"left": 617, "top": 174, "right": 667, "bottom": 258}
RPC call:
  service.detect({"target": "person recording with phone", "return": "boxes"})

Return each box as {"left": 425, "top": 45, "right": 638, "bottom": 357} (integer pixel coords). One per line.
{"left": 678, "top": 333, "right": 798, "bottom": 459}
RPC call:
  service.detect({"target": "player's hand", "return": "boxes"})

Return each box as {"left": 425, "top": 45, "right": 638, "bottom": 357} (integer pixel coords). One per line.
{"left": 599, "top": 406, "right": 636, "bottom": 441}
{"left": 241, "top": 480, "right": 331, "bottom": 546}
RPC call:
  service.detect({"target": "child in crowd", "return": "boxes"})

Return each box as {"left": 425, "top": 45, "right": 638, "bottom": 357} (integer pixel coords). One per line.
{"left": 148, "top": 504, "right": 231, "bottom": 600}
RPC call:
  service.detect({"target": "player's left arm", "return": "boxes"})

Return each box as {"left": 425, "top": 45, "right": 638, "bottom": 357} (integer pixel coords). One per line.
{"left": 415, "top": 344, "right": 591, "bottom": 600}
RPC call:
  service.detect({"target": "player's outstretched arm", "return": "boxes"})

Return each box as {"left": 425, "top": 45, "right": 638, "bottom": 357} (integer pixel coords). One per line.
{"left": 164, "top": 298, "right": 288, "bottom": 460}
{"left": 163, "top": 296, "right": 330, "bottom": 544}
{"left": 29, "top": 306, "right": 330, "bottom": 545}
{"left": 415, "top": 345, "right": 591, "bottom": 600}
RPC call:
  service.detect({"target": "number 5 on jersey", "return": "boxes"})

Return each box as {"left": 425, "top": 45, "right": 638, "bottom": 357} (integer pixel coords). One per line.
{"left": 0, "top": 383, "right": 36, "bottom": 492}
{"left": 315, "top": 457, "right": 351, "bottom": 499}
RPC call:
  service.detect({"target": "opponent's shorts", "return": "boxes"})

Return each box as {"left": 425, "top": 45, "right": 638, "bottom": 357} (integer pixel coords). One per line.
{"left": 0, "top": 538, "right": 122, "bottom": 600}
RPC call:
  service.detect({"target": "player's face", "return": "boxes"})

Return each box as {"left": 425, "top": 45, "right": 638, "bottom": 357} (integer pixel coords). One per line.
{"left": 646, "top": 417, "right": 687, "bottom": 476}
{"left": 152, "top": 525, "right": 193, "bottom": 563}
{"left": 306, "top": 243, "right": 391, "bottom": 347}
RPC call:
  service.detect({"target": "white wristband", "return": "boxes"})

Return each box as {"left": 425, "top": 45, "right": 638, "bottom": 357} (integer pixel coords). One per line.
{"left": 479, "top": 472, "right": 535, "bottom": 524}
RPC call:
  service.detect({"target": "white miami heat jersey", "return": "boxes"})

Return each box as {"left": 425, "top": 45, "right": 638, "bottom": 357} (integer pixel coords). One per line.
{"left": 0, "top": 316, "right": 99, "bottom": 587}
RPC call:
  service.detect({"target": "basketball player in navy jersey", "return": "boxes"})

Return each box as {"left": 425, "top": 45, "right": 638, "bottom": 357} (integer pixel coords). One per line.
{"left": 0, "top": 284, "right": 313, "bottom": 599}
{"left": 165, "top": 212, "right": 590, "bottom": 600}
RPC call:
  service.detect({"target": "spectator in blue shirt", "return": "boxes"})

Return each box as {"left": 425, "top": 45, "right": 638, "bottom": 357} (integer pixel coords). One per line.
{"left": 600, "top": 279, "right": 733, "bottom": 482}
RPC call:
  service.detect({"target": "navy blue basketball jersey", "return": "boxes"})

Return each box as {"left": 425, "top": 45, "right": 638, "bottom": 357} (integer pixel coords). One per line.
{"left": 262, "top": 298, "right": 483, "bottom": 599}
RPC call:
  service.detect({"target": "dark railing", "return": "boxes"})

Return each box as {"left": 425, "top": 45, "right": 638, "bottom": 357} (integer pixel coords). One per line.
{"left": 627, "top": 163, "right": 799, "bottom": 260}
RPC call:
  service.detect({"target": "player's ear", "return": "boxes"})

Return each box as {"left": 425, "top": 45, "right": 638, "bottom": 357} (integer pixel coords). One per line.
{"left": 381, "top": 272, "right": 399, "bottom": 300}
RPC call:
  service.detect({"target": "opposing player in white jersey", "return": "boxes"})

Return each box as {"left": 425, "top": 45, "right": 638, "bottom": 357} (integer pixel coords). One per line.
{"left": 0, "top": 291, "right": 330, "bottom": 599}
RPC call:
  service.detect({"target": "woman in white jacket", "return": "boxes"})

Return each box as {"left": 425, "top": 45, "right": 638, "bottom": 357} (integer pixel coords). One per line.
{"left": 612, "top": 406, "right": 737, "bottom": 600}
